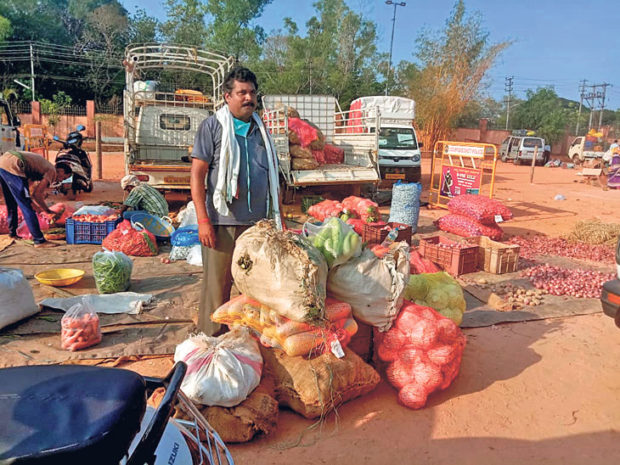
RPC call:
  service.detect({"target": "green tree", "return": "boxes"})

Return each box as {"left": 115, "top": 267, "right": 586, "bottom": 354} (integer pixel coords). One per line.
{"left": 511, "top": 87, "right": 569, "bottom": 144}
{"left": 78, "top": 2, "right": 129, "bottom": 103}
{"left": 408, "top": 0, "right": 509, "bottom": 151}
{"left": 254, "top": 0, "right": 381, "bottom": 107}
{"left": 204, "top": 0, "right": 272, "bottom": 61}
{"left": 0, "top": 15, "right": 11, "bottom": 42}
{"left": 160, "top": 0, "right": 207, "bottom": 47}
{"left": 129, "top": 9, "right": 160, "bottom": 44}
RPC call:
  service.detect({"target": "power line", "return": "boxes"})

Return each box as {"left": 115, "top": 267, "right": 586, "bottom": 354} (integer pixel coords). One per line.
{"left": 576, "top": 79, "right": 587, "bottom": 135}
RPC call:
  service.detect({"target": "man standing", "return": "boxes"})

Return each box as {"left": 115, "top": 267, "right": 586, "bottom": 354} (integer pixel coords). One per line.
{"left": 0, "top": 150, "right": 71, "bottom": 247}
{"left": 119, "top": 175, "right": 169, "bottom": 218}
{"left": 190, "top": 67, "right": 282, "bottom": 335}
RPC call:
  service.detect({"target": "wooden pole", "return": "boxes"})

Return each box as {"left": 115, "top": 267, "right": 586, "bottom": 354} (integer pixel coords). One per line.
{"left": 529, "top": 146, "right": 538, "bottom": 184}
{"left": 95, "top": 120, "right": 102, "bottom": 180}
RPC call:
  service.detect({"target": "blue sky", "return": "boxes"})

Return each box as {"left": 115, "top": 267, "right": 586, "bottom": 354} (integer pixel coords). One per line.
{"left": 121, "top": 0, "right": 620, "bottom": 110}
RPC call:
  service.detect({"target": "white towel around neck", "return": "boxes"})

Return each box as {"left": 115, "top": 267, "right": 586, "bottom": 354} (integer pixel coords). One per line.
{"left": 213, "top": 105, "right": 282, "bottom": 229}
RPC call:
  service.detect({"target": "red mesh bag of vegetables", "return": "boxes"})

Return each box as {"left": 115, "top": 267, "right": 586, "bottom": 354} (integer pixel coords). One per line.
{"left": 437, "top": 214, "right": 504, "bottom": 241}
{"left": 447, "top": 194, "right": 512, "bottom": 224}
{"left": 307, "top": 200, "right": 343, "bottom": 222}
{"left": 323, "top": 143, "right": 344, "bottom": 164}
{"left": 409, "top": 249, "right": 440, "bottom": 274}
{"left": 102, "top": 220, "right": 158, "bottom": 257}
{"left": 376, "top": 300, "right": 466, "bottom": 409}
{"left": 61, "top": 299, "right": 102, "bottom": 351}
{"left": 342, "top": 196, "right": 379, "bottom": 223}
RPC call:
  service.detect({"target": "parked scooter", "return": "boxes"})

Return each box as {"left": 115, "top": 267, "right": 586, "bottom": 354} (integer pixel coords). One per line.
{"left": 0, "top": 362, "right": 234, "bottom": 465}
{"left": 53, "top": 124, "right": 93, "bottom": 195}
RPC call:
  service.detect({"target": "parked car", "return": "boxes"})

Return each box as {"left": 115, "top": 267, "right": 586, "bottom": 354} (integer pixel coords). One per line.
{"left": 499, "top": 135, "right": 547, "bottom": 165}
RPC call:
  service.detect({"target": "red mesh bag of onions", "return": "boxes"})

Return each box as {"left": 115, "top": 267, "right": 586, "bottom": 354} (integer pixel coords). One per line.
{"left": 437, "top": 214, "right": 504, "bottom": 240}
{"left": 375, "top": 300, "right": 466, "bottom": 409}
{"left": 447, "top": 194, "right": 512, "bottom": 225}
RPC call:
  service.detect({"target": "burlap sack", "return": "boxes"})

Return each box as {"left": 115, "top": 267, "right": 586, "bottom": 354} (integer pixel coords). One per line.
{"left": 262, "top": 345, "right": 381, "bottom": 419}
{"left": 148, "top": 373, "right": 279, "bottom": 443}
{"left": 288, "top": 129, "right": 301, "bottom": 146}
{"left": 291, "top": 157, "right": 320, "bottom": 170}
{"left": 327, "top": 242, "right": 410, "bottom": 331}
{"left": 290, "top": 144, "right": 314, "bottom": 160}
{"left": 201, "top": 373, "right": 279, "bottom": 443}
{"left": 232, "top": 220, "right": 328, "bottom": 323}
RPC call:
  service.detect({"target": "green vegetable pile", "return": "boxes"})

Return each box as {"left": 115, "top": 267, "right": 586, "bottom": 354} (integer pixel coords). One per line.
{"left": 310, "top": 217, "right": 361, "bottom": 267}
{"left": 404, "top": 272, "right": 466, "bottom": 325}
{"left": 92, "top": 251, "right": 133, "bottom": 294}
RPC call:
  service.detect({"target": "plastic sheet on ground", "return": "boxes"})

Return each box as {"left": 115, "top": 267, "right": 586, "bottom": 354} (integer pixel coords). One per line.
{"left": 39, "top": 292, "right": 153, "bottom": 314}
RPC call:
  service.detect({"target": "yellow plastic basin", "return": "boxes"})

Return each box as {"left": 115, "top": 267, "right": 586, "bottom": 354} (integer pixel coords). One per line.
{"left": 35, "top": 269, "right": 85, "bottom": 287}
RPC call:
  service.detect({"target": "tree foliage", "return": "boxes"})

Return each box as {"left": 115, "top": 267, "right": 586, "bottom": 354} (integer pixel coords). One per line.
{"left": 407, "top": 0, "right": 509, "bottom": 150}
{"left": 511, "top": 88, "right": 570, "bottom": 143}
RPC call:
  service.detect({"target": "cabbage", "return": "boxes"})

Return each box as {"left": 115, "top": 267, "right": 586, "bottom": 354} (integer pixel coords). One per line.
{"left": 404, "top": 272, "right": 466, "bottom": 325}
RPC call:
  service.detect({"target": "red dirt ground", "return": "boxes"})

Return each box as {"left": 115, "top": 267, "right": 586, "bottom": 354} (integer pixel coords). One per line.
{"left": 11, "top": 153, "right": 620, "bottom": 464}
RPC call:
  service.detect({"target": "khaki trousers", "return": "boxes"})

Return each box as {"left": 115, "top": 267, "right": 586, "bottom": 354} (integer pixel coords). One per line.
{"left": 197, "top": 225, "right": 249, "bottom": 335}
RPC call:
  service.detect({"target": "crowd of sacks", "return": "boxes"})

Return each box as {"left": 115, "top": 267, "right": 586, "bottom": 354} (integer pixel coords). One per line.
{"left": 285, "top": 105, "right": 345, "bottom": 170}
{"left": 437, "top": 195, "right": 512, "bottom": 241}
{"left": 171, "top": 216, "right": 469, "bottom": 444}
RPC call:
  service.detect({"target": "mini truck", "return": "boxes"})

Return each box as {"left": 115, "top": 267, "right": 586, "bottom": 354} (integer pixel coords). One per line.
{"left": 348, "top": 96, "right": 422, "bottom": 182}
{"left": 123, "top": 44, "right": 235, "bottom": 192}
{"left": 0, "top": 98, "right": 21, "bottom": 153}
{"left": 262, "top": 94, "right": 381, "bottom": 200}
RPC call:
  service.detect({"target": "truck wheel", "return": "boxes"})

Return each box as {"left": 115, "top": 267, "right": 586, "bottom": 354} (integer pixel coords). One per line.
{"left": 501, "top": 153, "right": 507, "bottom": 163}
{"left": 514, "top": 157, "right": 521, "bottom": 165}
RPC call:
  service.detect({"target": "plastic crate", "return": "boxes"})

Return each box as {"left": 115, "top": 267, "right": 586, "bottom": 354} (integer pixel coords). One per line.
{"left": 301, "top": 195, "right": 324, "bottom": 213}
{"left": 363, "top": 222, "right": 412, "bottom": 246}
{"left": 418, "top": 235, "right": 479, "bottom": 276}
{"left": 465, "top": 236, "right": 520, "bottom": 274}
{"left": 66, "top": 217, "right": 121, "bottom": 245}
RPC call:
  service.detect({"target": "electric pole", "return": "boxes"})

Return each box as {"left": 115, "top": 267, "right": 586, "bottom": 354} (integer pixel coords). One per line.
{"left": 598, "top": 83, "right": 610, "bottom": 129}
{"left": 504, "top": 76, "right": 513, "bottom": 131}
{"left": 583, "top": 83, "right": 611, "bottom": 130}
{"left": 575, "top": 79, "right": 586, "bottom": 135}
{"left": 384, "top": 1, "right": 406, "bottom": 96}
{"left": 29, "top": 42, "right": 36, "bottom": 102}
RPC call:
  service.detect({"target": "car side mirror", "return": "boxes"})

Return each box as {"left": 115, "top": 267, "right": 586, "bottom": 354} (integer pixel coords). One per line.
{"left": 418, "top": 142, "right": 424, "bottom": 148}
{"left": 76, "top": 124, "right": 85, "bottom": 132}
{"left": 53, "top": 135, "right": 60, "bottom": 141}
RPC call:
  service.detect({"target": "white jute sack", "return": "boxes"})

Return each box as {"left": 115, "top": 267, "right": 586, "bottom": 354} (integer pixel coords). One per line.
{"left": 231, "top": 220, "right": 328, "bottom": 324}
{"left": 0, "top": 267, "right": 39, "bottom": 330}
{"left": 327, "top": 242, "right": 410, "bottom": 332}
{"left": 174, "top": 327, "right": 263, "bottom": 407}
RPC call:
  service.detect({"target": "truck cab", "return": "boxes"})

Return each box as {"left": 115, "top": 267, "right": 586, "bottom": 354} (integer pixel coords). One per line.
{"left": 349, "top": 96, "right": 421, "bottom": 183}
{"left": 0, "top": 98, "right": 21, "bottom": 153}
{"left": 568, "top": 135, "right": 606, "bottom": 162}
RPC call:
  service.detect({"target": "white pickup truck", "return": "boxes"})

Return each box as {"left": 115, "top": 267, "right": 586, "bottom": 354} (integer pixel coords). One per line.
{"left": 262, "top": 95, "right": 380, "bottom": 199}
{"left": 348, "top": 96, "right": 422, "bottom": 182}
{"left": 123, "top": 44, "right": 235, "bottom": 192}
{"left": 568, "top": 136, "right": 607, "bottom": 162}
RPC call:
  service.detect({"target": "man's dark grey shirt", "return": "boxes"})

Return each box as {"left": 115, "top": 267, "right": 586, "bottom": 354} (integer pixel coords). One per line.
{"left": 192, "top": 114, "right": 269, "bottom": 225}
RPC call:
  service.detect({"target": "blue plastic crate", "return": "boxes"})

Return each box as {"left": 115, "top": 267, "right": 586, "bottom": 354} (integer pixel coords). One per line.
{"left": 66, "top": 217, "right": 121, "bottom": 245}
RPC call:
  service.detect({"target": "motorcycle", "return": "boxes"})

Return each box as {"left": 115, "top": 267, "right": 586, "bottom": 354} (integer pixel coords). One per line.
{"left": 600, "top": 236, "right": 620, "bottom": 328}
{"left": 53, "top": 124, "right": 93, "bottom": 195}
{"left": 0, "top": 362, "right": 234, "bottom": 465}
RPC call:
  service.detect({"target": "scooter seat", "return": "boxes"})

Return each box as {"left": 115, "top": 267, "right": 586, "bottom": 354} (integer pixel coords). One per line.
{"left": 0, "top": 365, "right": 146, "bottom": 465}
